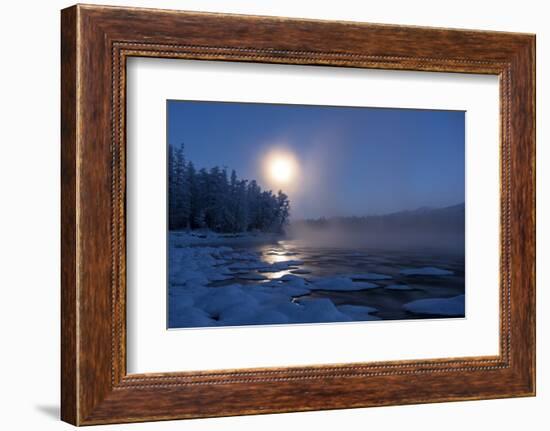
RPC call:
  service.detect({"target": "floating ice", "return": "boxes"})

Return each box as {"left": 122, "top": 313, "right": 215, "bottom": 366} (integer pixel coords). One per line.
{"left": 294, "top": 298, "right": 353, "bottom": 322}
{"left": 403, "top": 294, "right": 464, "bottom": 316}
{"left": 337, "top": 304, "right": 381, "bottom": 321}
{"left": 168, "top": 235, "right": 458, "bottom": 328}
{"left": 278, "top": 274, "right": 309, "bottom": 288}
{"left": 400, "top": 267, "right": 454, "bottom": 276}
{"left": 169, "top": 305, "right": 215, "bottom": 328}
{"left": 206, "top": 272, "right": 234, "bottom": 282}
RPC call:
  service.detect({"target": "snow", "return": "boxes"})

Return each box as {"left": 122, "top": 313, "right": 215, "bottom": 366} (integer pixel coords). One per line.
{"left": 168, "top": 237, "right": 387, "bottom": 328}
{"left": 168, "top": 233, "right": 462, "bottom": 328}
{"left": 337, "top": 304, "right": 381, "bottom": 321}
{"left": 278, "top": 274, "right": 309, "bottom": 287}
{"left": 278, "top": 274, "right": 302, "bottom": 281}
{"left": 169, "top": 305, "right": 216, "bottom": 328}
{"left": 169, "top": 282, "right": 379, "bottom": 327}
{"left": 400, "top": 266, "right": 454, "bottom": 276}
{"left": 403, "top": 294, "right": 465, "bottom": 316}
{"left": 206, "top": 272, "right": 234, "bottom": 282}
{"left": 228, "top": 262, "right": 267, "bottom": 271}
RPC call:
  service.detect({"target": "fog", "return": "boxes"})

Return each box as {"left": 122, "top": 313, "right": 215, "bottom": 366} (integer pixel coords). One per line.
{"left": 286, "top": 203, "right": 465, "bottom": 254}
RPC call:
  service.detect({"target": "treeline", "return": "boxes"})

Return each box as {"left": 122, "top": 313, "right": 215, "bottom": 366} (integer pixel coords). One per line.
{"left": 169, "top": 143, "right": 290, "bottom": 233}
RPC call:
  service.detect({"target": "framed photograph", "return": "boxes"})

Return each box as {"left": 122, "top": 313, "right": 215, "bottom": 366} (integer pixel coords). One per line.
{"left": 61, "top": 4, "right": 535, "bottom": 425}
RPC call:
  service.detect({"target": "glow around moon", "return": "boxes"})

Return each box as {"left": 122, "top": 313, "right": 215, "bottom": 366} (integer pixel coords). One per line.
{"left": 263, "top": 149, "right": 299, "bottom": 187}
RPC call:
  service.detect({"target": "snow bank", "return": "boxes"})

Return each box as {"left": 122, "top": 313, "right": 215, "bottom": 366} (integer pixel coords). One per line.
{"left": 403, "top": 295, "right": 465, "bottom": 316}
{"left": 169, "top": 282, "right": 379, "bottom": 327}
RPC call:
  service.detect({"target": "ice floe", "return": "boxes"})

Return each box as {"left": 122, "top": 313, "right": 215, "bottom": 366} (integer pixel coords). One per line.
{"left": 167, "top": 241, "right": 388, "bottom": 327}
{"left": 337, "top": 304, "right": 381, "bottom": 321}
{"left": 403, "top": 294, "right": 464, "bottom": 316}
{"left": 168, "top": 234, "right": 462, "bottom": 328}
{"left": 400, "top": 267, "right": 454, "bottom": 276}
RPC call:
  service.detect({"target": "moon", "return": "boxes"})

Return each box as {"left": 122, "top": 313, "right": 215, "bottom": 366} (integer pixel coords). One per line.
{"left": 264, "top": 151, "right": 299, "bottom": 186}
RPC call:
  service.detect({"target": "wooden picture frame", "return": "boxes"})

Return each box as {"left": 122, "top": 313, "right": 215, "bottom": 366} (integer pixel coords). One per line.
{"left": 61, "top": 4, "right": 535, "bottom": 425}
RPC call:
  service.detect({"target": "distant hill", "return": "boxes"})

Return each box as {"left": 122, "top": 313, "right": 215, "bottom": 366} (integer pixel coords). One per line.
{"left": 288, "top": 204, "right": 465, "bottom": 253}
{"left": 364, "top": 203, "right": 465, "bottom": 233}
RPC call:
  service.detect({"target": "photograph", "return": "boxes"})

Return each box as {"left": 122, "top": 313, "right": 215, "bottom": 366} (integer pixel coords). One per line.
{"left": 167, "top": 100, "right": 466, "bottom": 329}
{"left": 41, "top": 1, "right": 538, "bottom": 426}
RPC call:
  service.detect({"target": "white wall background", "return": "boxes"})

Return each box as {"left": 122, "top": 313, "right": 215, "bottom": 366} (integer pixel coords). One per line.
{"left": 0, "top": 0, "right": 546, "bottom": 429}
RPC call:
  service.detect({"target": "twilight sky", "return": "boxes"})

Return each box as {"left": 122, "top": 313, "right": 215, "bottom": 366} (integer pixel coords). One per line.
{"left": 167, "top": 100, "right": 465, "bottom": 220}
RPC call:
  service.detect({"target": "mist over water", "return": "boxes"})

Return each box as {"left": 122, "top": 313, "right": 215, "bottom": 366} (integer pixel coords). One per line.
{"left": 286, "top": 203, "right": 465, "bottom": 254}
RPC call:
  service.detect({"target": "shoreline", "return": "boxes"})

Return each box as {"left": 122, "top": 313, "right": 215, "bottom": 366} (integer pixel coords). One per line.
{"left": 169, "top": 230, "right": 285, "bottom": 247}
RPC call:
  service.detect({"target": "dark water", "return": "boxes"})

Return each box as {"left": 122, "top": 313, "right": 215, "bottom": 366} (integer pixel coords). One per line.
{"left": 212, "top": 239, "right": 465, "bottom": 321}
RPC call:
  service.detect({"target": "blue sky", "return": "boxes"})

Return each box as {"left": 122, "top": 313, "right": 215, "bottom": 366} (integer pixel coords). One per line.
{"left": 167, "top": 100, "right": 465, "bottom": 219}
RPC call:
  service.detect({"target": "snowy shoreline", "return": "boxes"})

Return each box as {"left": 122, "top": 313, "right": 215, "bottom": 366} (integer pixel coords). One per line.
{"left": 170, "top": 230, "right": 284, "bottom": 247}
{"left": 168, "top": 231, "right": 464, "bottom": 329}
{"left": 168, "top": 232, "right": 383, "bottom": 328}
